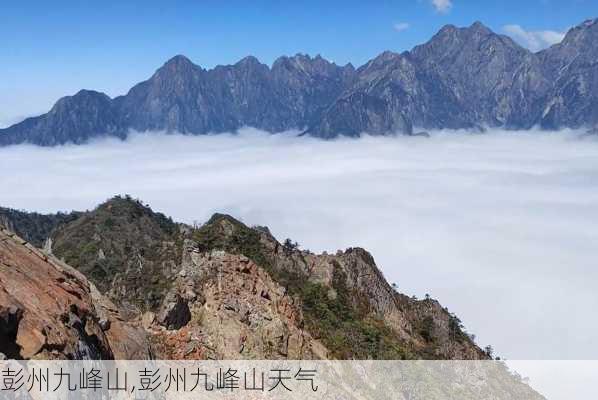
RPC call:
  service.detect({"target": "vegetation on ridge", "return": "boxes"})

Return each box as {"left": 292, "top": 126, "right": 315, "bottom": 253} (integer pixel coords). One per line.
{"left": 50, "top": 195, "right": 183, "bottom": 312}
{"left": 192, "top": 214, "right": 449, "bottom": 359}
{"left": 0, "top": 207, "right": 80, "bottom": 247}
{"left": 1, "top": 196, "right": 486, "bottom": 360}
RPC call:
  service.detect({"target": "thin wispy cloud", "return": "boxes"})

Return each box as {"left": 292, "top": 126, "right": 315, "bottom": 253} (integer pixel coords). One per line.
{"left": 0, "top": 129, "right": 597, "bottom": 360}
{"left": 394, "top": 22, "right": 410, "bottom": 32}
{"left": 503, "top": 24, "right": 566, "bottom": 51}
{"left": 431, "top": 0, "right": 453, "bottom": 14}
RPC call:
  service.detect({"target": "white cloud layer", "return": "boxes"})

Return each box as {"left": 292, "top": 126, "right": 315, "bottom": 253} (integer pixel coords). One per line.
{"left": 431, "top": 0, "right": 452, "bottom": 13}
{"left": 394, "top": 22, "right": 410, "bottom": 32}
{"left": 1, "top": 129, "right": 597, "bottom": 359}
{"left": 503, "top": 24, "right": 566, "bottom": 51}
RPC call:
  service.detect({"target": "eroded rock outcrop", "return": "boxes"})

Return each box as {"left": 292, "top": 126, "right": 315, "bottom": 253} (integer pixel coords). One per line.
{"left": 149, "top": 245, "right": 327, "bottom": 359}
{"left": 192, "top": 213, "right": 486, "bottom": 359}
{"left": 0, "top": 228, "right": 150, "bottom": 359}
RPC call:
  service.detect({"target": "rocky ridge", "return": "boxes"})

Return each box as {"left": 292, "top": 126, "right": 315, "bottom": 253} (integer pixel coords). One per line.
{"left": 0, "top": 197, "right": 487, "bottom": 360}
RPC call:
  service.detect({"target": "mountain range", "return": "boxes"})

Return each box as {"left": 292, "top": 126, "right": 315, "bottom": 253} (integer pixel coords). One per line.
{"left": 1, "top": 18, "right": 597, "bottom": 146}
{"left": 1, "top": 196, "right": 487, "bottom": 360}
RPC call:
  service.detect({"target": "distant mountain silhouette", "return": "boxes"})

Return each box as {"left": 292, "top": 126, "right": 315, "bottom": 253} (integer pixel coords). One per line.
{"left": 1, "top": 18, "right": 597, "bottom": 146}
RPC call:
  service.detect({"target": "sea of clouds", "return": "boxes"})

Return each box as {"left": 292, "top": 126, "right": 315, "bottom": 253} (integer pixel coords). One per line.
{"left": 1, "top": 128, "right": 597, "bottom": 361}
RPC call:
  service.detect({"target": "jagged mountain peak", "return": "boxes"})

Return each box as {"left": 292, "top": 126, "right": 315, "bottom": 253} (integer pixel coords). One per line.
{"left": 537, "top": 17, "right": 598, "bottom": 129}
{"left": 343, "top": 61, "right": 356, "bottom": 71}
{"left": 358, "top": 50, "right": 402, "bottom": 72}
{"left": 539, "top": 16, "right": 598, "bottom": 68}
{"left": 235, "top": 55, "right": 263, "bottom": 66}
{"left": 437, "top": 23, "right": 458, "bottom": 34}
{"left": 50, "top": 89, "right": 112, "bottom": 113}
{"left": 431, "top": 22, "right": 477, "bottom": 41}
{"left": 92, "top": 196, "right": 177, "bottom": 233}
{"left": 48, "top": 196, "right": 179, "bottom": 301}
{"left": 161, "top": 54, "right": 196, "bottom": 68}
{"left": 2, "top": 17, "right": 598, "bottom": 146}
{"left": 288, "top": 52, "right": 324, "bottom": 61}
{"left": 434, "top": 21, "right": 492, "bottom": 38}
{"left": 153, "top": 54, "right": 201, "bottom": 80}
{"left": 559, "top": 16, "right": 598, "bottom": 46}
{"left": 272, "top": 52, "right": 338, "bottom": 73}
{"left": 579, "top": 17, "right": 598, "bottom": 29}
{"left": 75, "top": 88, "right": 112, "bottom": 98}
{"left": 97, "top": 194, "right": 151, "bottom": 214}
{"left": 230, "top": 56, "right": 270, "bottom": 75}
{"left": 469, "top": 20, "right": 492, "bottom": 34}
{"left": 206, "top": 212, "right": 241, "bottom": 224}
{"left": 375, "top": 50, "right": 402, "bottom": 60}
{"left": 54, "top": 89, "right": 111, "bottom": 104}
{"left": 417, "top": 20, "right": 516, "bottom": 54}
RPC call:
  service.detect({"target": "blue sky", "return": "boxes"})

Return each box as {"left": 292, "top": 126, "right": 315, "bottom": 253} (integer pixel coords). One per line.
{"left": 1, "top": 0, "right": 597, "bottom": 125}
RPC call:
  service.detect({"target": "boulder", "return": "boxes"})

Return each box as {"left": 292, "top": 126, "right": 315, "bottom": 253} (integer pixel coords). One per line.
{"left": 157, "top": 293, "right": 191, "bottom": 330}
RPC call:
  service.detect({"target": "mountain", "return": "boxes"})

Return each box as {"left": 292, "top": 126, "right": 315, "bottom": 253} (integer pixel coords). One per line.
{"left": 0, "top": 90, "right": 124, "bottom": 146}
{"left": 114, "top": 53, "right": 356, "bottom": 135}
{"left": 1, "top": 196, "right": 488, "bottom": 360}
{"left": 407, "top": 22, "right": 549, "bottom": 129}
{"left": 0, "top": 18, "right": 596, "bottom": 145}
{"left": 538, "top": 19, "right": 598, "bottom": 129}
{"left": 0, "top": 228, "right": 545, "bottom": 398}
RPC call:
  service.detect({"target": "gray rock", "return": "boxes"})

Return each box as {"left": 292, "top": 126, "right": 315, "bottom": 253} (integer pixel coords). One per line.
{"left": 1, "top": 18, "right": 597, "bottom": 146}
{"left": 538, "top": 19, "right": 598, "bottom": 130}
{"left": 157, "top": 293, "right": 191, "bottom": 330}
{"left": 98, "top": 318, "right": 111, "bottom": 331}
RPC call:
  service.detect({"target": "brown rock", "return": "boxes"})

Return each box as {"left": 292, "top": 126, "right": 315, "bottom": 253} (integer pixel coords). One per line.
{"left": 150, "top": 250, "right": 327, "bottom": 360}
{"left": 0, "top": 229, "right": 151, "bottom": 360}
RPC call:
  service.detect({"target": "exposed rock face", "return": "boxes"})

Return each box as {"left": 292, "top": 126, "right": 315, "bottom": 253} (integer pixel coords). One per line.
{"left": 190, "top": 212, "right": 486, "bottom": 359}
{"left": 0, "top": 228, "right": 150, "bottom": 359}
{"left": 116, "top": 54, "right": 355, "bottom": 135}
{"left": 1, "top": 18, "right": 597, "bottom": 146}
{"left": 408, "top": 23, "right": 550, "bottom": 129}
{"left": 157, "top": 292, "right": 192, "bottom": 330}
{"left": 150, "top": 245, "right": 327, "bottom": 359}
{"left": 250, "top": 221, "right": 485, "bottom": 359}
{"left": 538, "top": 19, "right": 598, "bottom": 129}
{"left": 1, "top": 197, "right": 487, "bottom": 360}
{"left": 88, "top": 284, "right": 152, "bottom": 360}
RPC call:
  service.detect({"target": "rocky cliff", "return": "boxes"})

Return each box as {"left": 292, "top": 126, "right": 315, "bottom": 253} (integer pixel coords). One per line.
{"left": 1, "top": 18, "right": 597, "bottom": 146}
{"left": 0, "top": 196, "right": 487, "bottom": 360}
{"left": 0, "top": 227, "right": 149, "bottom": 360}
